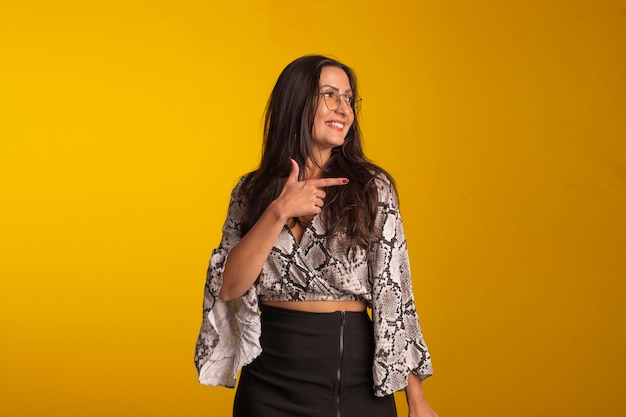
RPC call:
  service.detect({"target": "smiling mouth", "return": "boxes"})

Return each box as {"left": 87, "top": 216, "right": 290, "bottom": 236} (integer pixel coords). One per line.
{"left": 326, "top": 121, "right": 345, "bottom": 129}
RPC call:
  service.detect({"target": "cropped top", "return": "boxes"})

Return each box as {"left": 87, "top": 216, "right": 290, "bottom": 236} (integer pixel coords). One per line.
{"left": 194, "top": 173, "right": 433, "bottom": 397}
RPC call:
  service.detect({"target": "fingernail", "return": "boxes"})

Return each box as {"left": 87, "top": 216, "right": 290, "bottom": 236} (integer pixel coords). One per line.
{"left": 343, "top": 179, "right": 349, "bottom": 184}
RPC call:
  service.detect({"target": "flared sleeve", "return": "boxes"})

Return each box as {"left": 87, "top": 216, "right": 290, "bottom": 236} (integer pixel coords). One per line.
{"left": 194, "top": 176, "right": 262, "bottom": 388}
{"left": 369, "top": 175, "right": 433, "bottom": 397}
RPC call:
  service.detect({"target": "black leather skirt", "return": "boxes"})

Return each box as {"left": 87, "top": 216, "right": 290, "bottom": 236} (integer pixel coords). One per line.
{"left": 233, "top": 304, "right": 397, "bottom": 417}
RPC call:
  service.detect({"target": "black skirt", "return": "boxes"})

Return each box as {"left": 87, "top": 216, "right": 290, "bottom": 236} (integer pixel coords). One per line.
{"left": 233, "top": 305, "right": 397, "bottom": 417}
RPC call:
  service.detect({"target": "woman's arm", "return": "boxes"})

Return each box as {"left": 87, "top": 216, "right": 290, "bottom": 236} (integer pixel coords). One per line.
{"left": 405, "top": 373, "right": 438, "bottom": 417}
{"left": 217, "top": 196, "right": 288, "bottom": 301}
{"left": 218, "top": 159, "right": 348, "bottom": 301}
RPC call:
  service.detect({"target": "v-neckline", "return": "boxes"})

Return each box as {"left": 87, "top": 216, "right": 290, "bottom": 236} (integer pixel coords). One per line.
{"left": 285, "top": 216, "right": 316, "bottom": 247}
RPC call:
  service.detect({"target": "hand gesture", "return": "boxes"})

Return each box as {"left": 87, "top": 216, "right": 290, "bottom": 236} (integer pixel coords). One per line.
{"left": 275, "top": 159, "right": 349, "bottom": 219}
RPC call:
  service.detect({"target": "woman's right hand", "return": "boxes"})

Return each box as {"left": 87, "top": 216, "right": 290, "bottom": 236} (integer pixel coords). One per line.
{"left": 273, "top": 159, "right": 349, "bottom": 219}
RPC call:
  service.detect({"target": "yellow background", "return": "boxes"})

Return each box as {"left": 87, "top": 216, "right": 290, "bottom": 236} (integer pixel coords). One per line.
{"left": 1, "top": 0, "right": 624, "bottom": 416}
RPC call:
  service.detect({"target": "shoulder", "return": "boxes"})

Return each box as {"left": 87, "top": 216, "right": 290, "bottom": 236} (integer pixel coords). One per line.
{"left": 371, "top": 170, "right": 393, "bottom": 189}
{"left": 224, "top": 173, "right": 256, "bottom": 214}
{"left": 368, "top": 168, "right": 398, "bottom": 206}
{"left": 230, "top": 172, "right": 255, "bottom": 196}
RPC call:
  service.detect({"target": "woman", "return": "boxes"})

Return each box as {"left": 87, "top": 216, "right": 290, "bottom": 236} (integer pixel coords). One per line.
{"left": 195, "top": 55, "right": 436, "bottom": 417}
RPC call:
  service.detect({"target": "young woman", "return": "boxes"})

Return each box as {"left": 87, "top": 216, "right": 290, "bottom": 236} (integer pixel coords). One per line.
{"left": 195, "top": 55, "right": 436, "bottom": 417}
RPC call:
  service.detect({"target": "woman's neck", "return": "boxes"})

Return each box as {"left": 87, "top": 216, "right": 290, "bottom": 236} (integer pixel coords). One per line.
{"left": 306, "top": 150, "right": 331, "bottom": 179}
{"left": 305, "top": 160, "right": 324, "bottom": 180}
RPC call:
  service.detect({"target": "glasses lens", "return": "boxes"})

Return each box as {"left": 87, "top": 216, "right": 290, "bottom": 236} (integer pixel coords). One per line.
{"left": 353, "top": 97, "right": 362, "bottom": 113}
{"left": 324, "top": 91, "right": 339, "bottom": 111}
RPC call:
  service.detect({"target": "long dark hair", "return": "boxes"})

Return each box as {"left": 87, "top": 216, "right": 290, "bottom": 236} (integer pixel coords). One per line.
{"left": 240, "top": 55, "right": 396, "bottom": 250}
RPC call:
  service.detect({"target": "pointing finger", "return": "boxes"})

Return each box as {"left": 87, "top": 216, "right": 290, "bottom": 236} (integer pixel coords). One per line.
{"left": 308, "top": 177, "right": 350, "bottom": 188}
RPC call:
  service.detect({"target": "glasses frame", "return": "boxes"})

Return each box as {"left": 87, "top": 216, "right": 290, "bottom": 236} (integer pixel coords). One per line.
{"left": 316, "top": 90, "right": 362, "bottom": 113}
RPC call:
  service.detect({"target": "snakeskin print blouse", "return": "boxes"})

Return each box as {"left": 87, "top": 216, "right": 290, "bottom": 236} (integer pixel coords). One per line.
{"left": 194, "top": 173, "right": 433, "bottom": 397}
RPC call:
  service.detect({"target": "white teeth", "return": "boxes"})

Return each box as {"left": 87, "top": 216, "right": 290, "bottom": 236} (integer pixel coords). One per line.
{"left": 326, "top": 122, "right": 344, "bottom": 129}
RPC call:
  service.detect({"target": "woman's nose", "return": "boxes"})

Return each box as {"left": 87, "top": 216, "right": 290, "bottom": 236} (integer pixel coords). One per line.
{"left": 335, "top": 97, "right": 351, "bottom": 114}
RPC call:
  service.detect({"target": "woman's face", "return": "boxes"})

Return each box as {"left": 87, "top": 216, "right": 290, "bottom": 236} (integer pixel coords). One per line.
{"left": 311, "top": 66, "right": 355, "bottom": 158}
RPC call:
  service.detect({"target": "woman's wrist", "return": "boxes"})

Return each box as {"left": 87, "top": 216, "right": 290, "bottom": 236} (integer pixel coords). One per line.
{"left": 405, "top": 373, "right": 438, "bottom": 417}
{"left": 266, "top": 199, "right": 289, "bottom": 223}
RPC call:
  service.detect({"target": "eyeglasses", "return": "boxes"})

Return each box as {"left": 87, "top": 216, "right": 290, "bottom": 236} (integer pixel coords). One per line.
{"left": 317, "top": 89, "right": 362, "bottom": 113}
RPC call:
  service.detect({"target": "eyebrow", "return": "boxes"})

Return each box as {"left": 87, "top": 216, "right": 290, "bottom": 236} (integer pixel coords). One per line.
{"left": 320, "top": 84, "right": 353, "bottom": 94}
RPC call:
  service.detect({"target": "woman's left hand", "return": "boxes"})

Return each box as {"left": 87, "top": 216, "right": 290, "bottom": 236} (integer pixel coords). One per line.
{"left": 405, "top": 373, "right": 438, "bottom": 417}
{"left": 408, "top": 400, "right": 438, "bottom": 417}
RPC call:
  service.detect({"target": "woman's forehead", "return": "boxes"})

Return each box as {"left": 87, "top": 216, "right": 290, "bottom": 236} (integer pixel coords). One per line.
{"left": 319, "top": 66, "right": 352, "bottom": 92}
